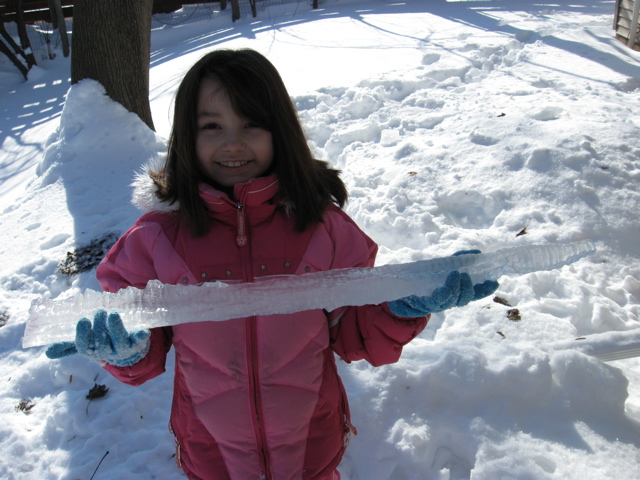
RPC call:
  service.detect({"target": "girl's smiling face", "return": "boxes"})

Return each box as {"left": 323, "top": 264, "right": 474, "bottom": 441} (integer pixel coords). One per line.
{"left": 195, "top": 77, "right": 274, "bottom": 192}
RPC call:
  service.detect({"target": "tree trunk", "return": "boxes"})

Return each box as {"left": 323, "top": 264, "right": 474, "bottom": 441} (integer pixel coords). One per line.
{"left": 71, "top": 0, "right": 155, "bottom": 131}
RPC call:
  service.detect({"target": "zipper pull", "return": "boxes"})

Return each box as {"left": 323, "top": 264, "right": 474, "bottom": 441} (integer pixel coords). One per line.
{"left": 236, "top": 203, "right": 247, "bottom": 247}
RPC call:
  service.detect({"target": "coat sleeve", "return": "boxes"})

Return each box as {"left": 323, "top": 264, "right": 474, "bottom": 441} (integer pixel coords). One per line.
{"left": 96, "top": 216, "right": 176, "bottom": 385}
{"left": 323, "top": 207, "right": 429, "bottom": 367}
{"left": 102, "top": 328, "right": 172, "bottom": 385}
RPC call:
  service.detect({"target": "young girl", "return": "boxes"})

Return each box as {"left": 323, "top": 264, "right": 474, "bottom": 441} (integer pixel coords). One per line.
{"left": 46, "top": 49, "right": 497, "bottom": 480}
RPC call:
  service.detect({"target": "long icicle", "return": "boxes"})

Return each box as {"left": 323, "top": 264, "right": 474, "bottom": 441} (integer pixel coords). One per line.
{"left": 23, "top": 241, "right": 595, "bottom": 348}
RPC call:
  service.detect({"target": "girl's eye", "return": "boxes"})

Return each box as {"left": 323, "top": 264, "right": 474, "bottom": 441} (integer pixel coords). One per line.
{"left": 245, "top": 122, "right": 263, "bottom": 129}
{"left": 201, "top": 122, "right": 221, "bottom": 130}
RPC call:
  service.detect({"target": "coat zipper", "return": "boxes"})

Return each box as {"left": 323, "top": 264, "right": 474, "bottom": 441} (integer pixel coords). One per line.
{"left": 247, "top": 316, "right": 271, "bottom": 478}
{"left": 237, "top": 199, "right": 272, "bottom": 479}
{"left": 236, "top": 203, "right": 248, "bottom": 247}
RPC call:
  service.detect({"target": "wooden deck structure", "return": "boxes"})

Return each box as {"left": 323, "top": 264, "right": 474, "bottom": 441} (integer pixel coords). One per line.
{"left": 614, "top": 0, "right": 640, "bottom": 51}
{"left": 1, "top": 1, "right": 74, "bottom": 23}
{"left": 0, "top": 1, "right": 223, "bottom": 24}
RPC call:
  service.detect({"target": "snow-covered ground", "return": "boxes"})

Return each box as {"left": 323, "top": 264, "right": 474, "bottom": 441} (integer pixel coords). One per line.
{"left": 1, "top": 0, "right": 640, "bottom": 478}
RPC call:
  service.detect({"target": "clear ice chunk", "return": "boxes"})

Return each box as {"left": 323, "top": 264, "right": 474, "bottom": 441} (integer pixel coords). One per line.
{"left": 23, "top": 241, "right": 595, "bottom": 348}
{"left": 549, "top": 329, "right": 640, "bottom": 362}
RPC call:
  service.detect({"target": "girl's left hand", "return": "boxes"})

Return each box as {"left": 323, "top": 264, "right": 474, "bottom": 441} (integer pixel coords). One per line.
{"left": 386, "top": 250, "right": 499, "bottom": 318}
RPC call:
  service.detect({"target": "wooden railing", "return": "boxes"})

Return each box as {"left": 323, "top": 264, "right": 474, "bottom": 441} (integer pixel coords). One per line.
{"left": 1, "top": 0, "right": 74, "bottom": 23}
{"left": 614, "top": 0, "right": 640, "bottom": 50}
{"left": 0, "top": 0, "right": 224, "bottom": 24}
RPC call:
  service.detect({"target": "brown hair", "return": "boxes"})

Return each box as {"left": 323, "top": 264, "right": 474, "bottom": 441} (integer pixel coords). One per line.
{"left": 155, "top": 48, "right": 347, "bottom": 236}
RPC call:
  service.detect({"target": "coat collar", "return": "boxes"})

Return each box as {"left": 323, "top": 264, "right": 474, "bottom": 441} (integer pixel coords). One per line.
{"left": 199, "top": 175, "right": 280, "bottom": 213}
{"left": 131, "top": 156, "right": 281, "bottom": 214}
{"left": 131, "top": 156, "right": 173, "bottom": 213}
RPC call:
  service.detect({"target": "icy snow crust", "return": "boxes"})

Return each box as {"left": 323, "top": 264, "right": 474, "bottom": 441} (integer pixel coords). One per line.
{"left": 1, "top": 1, "right": 640, "bottom": 479}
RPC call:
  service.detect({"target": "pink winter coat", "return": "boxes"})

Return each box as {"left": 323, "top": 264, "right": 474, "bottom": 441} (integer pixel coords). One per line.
{"left": 97, "top": 174, "right": 427, "bottom": 480}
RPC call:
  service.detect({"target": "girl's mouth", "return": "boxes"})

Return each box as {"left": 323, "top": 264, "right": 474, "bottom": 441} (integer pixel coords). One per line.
{"left": 217, "top": 160, "right": 249, "bottom": 168}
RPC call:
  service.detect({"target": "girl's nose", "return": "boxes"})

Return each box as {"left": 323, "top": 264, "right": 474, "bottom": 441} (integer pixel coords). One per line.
{"left": 222, "top": 131, "right": 246, "bottom": 152}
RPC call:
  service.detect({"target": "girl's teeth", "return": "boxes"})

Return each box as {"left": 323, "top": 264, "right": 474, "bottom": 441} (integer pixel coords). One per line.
{"left": 221, "top": 161, "right": 248, "bottom": 167}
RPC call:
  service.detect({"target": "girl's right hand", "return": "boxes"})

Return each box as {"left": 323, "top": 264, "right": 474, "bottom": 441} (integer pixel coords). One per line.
{"left": 45, "top": 309, "right": 151, "bottom": 367}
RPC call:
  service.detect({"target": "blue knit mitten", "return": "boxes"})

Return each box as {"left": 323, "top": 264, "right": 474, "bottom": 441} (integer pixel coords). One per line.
{"left": 46, "top": 309, "right": 150, "bottom": 367}
{"left": 387, "top": 250, "right": 499, "bottom": 318}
